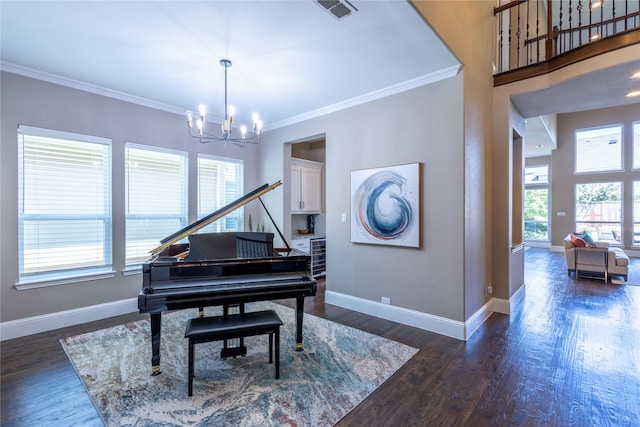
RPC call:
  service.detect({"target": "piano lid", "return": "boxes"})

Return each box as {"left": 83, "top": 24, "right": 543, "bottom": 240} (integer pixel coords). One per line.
{"left": 149, "top": 181, "right": 282, "bottom": 256}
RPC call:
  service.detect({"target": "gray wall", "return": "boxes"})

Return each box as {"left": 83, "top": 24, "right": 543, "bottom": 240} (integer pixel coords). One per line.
{"left": 258, "top": 74, "right": 467, "bottom": 321}
{"left": 0, "top": 72, "right": 259, "bottom": 322}
{"left": 2, "top": 68, "right": 472, "bottom": 326}
{"left": 550, "top": 103, "right": 639, "bottom": 249}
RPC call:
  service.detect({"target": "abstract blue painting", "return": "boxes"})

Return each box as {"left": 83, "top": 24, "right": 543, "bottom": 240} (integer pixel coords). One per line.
{"left": 350, "top": 163, "right": 420, "bottom": 247}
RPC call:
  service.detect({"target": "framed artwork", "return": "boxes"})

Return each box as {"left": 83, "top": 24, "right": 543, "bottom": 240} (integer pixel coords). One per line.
{"left": 350, "top": 162, "right": 420, "bottom": 247}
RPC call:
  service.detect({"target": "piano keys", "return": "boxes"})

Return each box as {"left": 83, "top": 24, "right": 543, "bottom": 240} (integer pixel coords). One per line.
{"left": 138, "top": 182, "right": 317, "bottom": 375}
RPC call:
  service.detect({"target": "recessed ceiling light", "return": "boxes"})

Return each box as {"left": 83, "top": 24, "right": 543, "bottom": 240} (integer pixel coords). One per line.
{"left": 536, "top": 144, "right": 544, "bottom": 148}
{"left": 626, "top": 90, "right": 640, "bottom": 98}
{"left": 590, "top": 34, "right": 600, "bottom": 41}
{"left": 591, "top": 1, "right": 602, "bottom": 8}
{"left": 632, "top": 71, "right": 640, "bottom": 79}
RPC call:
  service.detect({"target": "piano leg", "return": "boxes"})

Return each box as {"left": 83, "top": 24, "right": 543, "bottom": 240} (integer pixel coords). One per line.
{"left": 150, "top": 313, "right": 162, "bottom": 376}
{"left": 295, "top": 296, "right": 305, "bottom": 351}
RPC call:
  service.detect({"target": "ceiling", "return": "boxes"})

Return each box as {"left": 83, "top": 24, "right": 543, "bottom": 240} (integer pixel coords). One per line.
{"left": 1, "top": 1, "right": 638, "bottom": 156}
{"left": 0, "top": 0, "right": 460, "bottom": 130}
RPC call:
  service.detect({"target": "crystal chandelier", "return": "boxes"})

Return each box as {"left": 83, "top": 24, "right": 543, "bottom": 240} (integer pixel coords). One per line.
{"left": 186, "top": 59, "right": 263, "bottom": 146}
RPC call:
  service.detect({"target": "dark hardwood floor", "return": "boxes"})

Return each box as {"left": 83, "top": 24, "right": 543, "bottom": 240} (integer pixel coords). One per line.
{"left": 2, "top": 248, "right": 640, "bottom": 426}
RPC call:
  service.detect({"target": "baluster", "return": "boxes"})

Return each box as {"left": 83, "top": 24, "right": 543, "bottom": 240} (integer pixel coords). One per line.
{"left": 588, "top": 0, "right": 593, "bottom": 41}
{"left": 526, "top": 0, "right": 530, "bottom": 64}
{"left": 517, "top": 4, "right": 521, "bottom": 68}
{"left": 559, "top": 0, "right": 563, "bottom": 53}
{"left": 611, "top": 0, "right": 615, "bottom": 34}
{"left": 600, "top": 0, "right": 604, "bottom": 40}
{"left": 569, "top": 0, "right": 573, "bottom": 49}
{"left": 498, "top": 14, "right": 503, "bottom": 73}
{"left": 578, "top": 1, "right": 583, "bottom": 46}
{"left": 508, "top": 23, "right": 512, "bottom": 70}
{"left": 536, "top": 0, "right": 541, "bottom": 62}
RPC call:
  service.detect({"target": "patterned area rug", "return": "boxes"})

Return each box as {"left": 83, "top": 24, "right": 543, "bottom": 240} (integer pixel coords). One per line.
{"left": 60, "top": 302, "right": 418, "bottom": 426}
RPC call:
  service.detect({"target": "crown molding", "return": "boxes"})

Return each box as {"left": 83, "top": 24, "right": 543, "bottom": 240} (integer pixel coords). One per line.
{"left": 2, "top": 61, "right": 462, "bottom": 131}
{"left": 268, "top": 63, "right": 463, "bottom": 130}
{"left": 1, "top": 61, "right": 185, "bottom": 115}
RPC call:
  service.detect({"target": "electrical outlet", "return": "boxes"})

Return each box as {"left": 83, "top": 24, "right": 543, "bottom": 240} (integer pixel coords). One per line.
{"left": 381, "top": 297, "right": 391, "bottom": 305}
{"left": 486, "top": 283, "right": 493, "bottom": 296}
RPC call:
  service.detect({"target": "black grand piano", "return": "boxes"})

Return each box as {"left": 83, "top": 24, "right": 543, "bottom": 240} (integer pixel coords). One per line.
{"left": 138, "top": 181, "right": 317, "bottom": 375}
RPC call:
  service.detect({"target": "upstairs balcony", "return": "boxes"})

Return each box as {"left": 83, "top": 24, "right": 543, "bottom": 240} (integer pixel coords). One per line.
{"left": 494, "top": 0, "right": 640, "bottom": 86}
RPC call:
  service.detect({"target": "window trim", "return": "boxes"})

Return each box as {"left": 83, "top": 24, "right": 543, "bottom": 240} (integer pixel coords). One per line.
{"left": 17, "top": 125, "right": 113, "bottom": 288}
{"left": 574, "top": 124, "right": 624, "bottom": 175}
{"left": 524, "top": 164, "right": 550, "bottom": 242}
{"left": 574, "top": 181, "right": 623, "bottom": 245}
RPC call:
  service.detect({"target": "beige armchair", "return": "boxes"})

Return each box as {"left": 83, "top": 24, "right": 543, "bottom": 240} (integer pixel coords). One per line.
{"left": 563, "top": 234, "right": 629, "bottom": 281}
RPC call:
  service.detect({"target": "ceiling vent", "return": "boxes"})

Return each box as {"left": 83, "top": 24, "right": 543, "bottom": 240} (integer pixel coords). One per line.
{"left": 315, "top": 0, "right": 358, "bottom": 20}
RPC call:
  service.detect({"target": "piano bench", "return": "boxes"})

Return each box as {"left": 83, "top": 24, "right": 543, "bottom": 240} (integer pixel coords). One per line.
{"left": 184, "top": 309, "right": 283, "bottom": 396}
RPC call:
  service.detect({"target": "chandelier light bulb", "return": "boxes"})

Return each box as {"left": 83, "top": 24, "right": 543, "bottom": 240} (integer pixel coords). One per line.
{"left": 228, "top": 105, "right": 236, "bottom": 121}
{"left": 196, "top": 119, "right": 204, "bottom": 136}
{"left": 240, "top": 125, "right": 247, "bottom": 138}
{"left": 186, "top": 111, "right": 193, "bottom": 128}
{"left": 252, "top": 112, "right": 259, "bottom": 124}
{"left": 198, "top": 104, "right": 207, "bottom": 117}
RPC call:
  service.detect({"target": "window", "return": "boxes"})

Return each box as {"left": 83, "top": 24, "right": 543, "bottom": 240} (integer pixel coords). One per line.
{"left": 125, "top": 143, "right": 187, "bottom": 265}
{"left": 634, "top": 122, "right": 640, "bottom": 169}
{"left": 575, "top": 125, "right": 622, "bottom": 173}
{"left": 524, "top": 165, "right": 549, "bottom": 240}
{"left": 634, "top": 181, "right": 640, "bottom": 245}
{"left": 197, "top": 155, "right": 244, "bottom": 233}
{"left": 18, "top": 126, "right": 112, "bottom": 285}
{"left": 524, "top": 165, "right": 549, "bottom": 184}
{"left": 575, "top": 182, "right": 622, "bottom": 243}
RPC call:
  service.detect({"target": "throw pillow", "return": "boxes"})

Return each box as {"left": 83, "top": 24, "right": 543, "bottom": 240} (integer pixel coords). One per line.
{"left": 581, "top": 232, "right": 595, "bottom": 245}
{"left": 570, "top": 234, "right": 587, "bottom": 247}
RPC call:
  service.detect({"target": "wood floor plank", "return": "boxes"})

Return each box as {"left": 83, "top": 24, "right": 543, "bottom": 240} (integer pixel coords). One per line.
{"left": 2, "top": 248, "right": 640, "bottom": 426}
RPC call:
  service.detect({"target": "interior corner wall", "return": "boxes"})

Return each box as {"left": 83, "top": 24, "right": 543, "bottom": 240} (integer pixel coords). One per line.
{"left": 410, "top": 0, "right": 496, "bottom": 320}
{"left": 259, "top": 75, "right": 466, "bottom": 321}
{"left": 491, "top": 96, "right": 526, "bottom": 300}
{"left": 0, "top": 71, "right": 260, "bottom": 323}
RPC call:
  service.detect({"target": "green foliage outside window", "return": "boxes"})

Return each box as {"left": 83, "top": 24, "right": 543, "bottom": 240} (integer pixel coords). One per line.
{"left": 524, "top": 188, "right": 548, "bottom": 240}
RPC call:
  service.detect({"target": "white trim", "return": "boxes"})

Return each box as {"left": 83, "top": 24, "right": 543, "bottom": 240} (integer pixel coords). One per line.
{"left": 269, "top": 64, "right": 462, "bottom": 130}
{"left": 464, "top": 300, "right": 495, "bottom": 338}
{"left": 327, "top": 290, "right": 484, "bottom": 341}
{"left": 15, "top": 270, "right": 116, "bottom": 290}
{"left": 325, "top": 283, "right": 525, "bottom": 341}
{"left": 1, "top": 61, "right": 184, "bottom": 116}
{"left": 525, "top": 241, "right": 551, "bottom": 248}
{"left": 2, "top": 61, "right": 462, "bottom": 132}
{"left": 0, "top": 298, "right": 138, "bottom": 341}
{"left": 624, "top": 249, "right": 640, "bottom": 257}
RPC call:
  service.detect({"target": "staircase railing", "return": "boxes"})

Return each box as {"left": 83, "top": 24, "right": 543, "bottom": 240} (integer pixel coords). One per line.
{"left": 494, "top": 0, "right": 640, "bottom": 85}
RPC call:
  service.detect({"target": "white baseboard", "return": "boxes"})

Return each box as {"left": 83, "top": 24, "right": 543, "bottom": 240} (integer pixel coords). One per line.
{"left": 2, "top": 285, "right": 529, "bottom": 342}
{"left": 325, "top": 291, "right": 512, "bottom": 341}
{"left": 0, "top": 298, "right": 138, "bottom": 341}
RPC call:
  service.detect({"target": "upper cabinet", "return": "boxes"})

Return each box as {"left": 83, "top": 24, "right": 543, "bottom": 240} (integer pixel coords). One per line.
{"left": 291, "top": 158, "right": 323, "bottom": 214}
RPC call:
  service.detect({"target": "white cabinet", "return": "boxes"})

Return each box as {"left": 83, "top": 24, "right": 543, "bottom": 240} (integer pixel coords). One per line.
{"left": 291, "top": 158, "right": 322, "bottom": 213}
{"left": 291, "top": 237, "right": 310, "bottom": 254}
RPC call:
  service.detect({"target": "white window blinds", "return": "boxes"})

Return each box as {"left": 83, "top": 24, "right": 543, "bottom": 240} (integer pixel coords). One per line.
{"left": 18, "top": 125, "right": 112, "bottom": 282}
{"left": 197, "top": 155, "right": 244, "bottom": 233}
{"left": 125, "top": 143, "right": 188, "bottom": 264}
